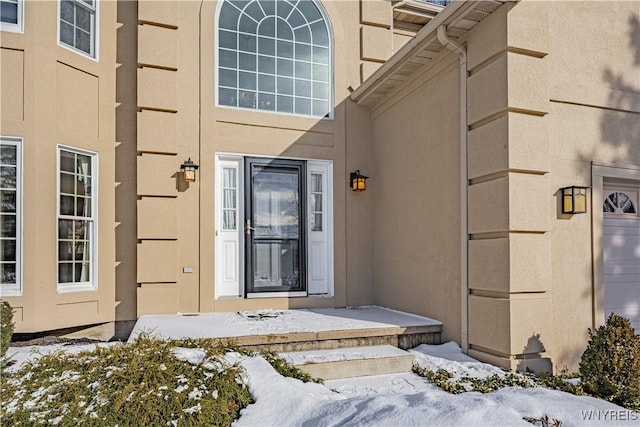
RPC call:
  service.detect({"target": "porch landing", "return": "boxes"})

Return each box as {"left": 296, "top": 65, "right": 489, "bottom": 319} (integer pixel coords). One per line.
{"left": 129, "top": 306, "right": 442, "bottom": 352}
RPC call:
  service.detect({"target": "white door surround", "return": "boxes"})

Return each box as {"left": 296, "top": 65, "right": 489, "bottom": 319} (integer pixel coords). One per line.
{"left": 214, "top": 154, "right": 334, "bottom": 299}
{"left": 592, "top": 164, "right": 640, "bottom": 330}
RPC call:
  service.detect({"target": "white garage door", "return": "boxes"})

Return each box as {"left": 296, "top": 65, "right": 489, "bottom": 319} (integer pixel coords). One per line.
{"left": 603, "top": 187, "right": 640, "bottom": 331}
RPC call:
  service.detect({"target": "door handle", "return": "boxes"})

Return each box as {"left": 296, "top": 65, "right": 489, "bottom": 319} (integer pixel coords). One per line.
{"left": 246, "top": 219, "right": 255, "bottom": 235}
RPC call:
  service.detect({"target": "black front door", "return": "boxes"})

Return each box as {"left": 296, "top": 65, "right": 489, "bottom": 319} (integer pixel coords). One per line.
{"left": 245, "top": 158, "right": 306, "bottom": 294}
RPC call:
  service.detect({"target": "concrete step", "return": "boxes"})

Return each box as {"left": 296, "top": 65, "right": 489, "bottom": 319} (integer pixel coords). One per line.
{"left": 129, "top": 306, "right": 443, "bottom": 354}
{"left": 236, "top": 326, "right": 441, "bottom": 353}
{"left": 279, "top": 345, "right": 415, "bottom": 380}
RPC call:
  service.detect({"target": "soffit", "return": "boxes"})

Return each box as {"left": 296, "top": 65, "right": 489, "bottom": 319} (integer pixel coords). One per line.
{"left": 351, "top": 0, "right": 512, "bottom": 107}
{"left": 393, "top": 0, "right": 449, "bottom": 26}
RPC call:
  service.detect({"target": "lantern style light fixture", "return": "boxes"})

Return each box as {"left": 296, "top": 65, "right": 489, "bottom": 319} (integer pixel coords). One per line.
{"left": 350, "top": 170, "right": 368, "bottom": 192}
{"left": 561, "top": 186, "right": 589, "bottom": 214}
{"left": 180, "top": 158, "right": 200, "bottom": 183}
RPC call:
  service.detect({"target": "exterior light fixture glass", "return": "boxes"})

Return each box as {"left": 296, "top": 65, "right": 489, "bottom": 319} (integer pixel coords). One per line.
{"left": 350, "top": 170, "right": 368, "bottom": 192}
{"left": 180, "top": 158, "right": 200, "bottom": 183}
{"left": 561, "top": 186, "right": 589, "bottom": 214}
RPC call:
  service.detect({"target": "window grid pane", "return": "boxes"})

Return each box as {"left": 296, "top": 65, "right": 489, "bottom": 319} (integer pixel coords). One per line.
{"left": 59, "top": 0, "right": 96, "bottom": 57}
{"left": 222, "top": 167, "right": 238, "bottom": 231}
{"left": 310, "top": 173, "right": 322, "bottom": 232}
{"left": 59, "top": 152, "right": 93, "bottom": 219}
{"left": 58, "top": 148, "right": 95, "bottom": 287}
{"left": 218, "top": 0, "right": 331, "bottom": 117}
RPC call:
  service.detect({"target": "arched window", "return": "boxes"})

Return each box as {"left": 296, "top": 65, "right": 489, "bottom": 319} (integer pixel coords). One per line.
{"left": 217, "top": 0, "right": 332, "bottom": 118}
{"left": 603, "top": 191, "right": 637, "bottom": 214}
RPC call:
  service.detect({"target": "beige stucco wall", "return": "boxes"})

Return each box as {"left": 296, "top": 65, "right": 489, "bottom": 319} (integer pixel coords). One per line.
{"left": 1, "top": 0, "right": 117, "bottom": 332}
{"left": 365, "top": 0, "right": 639, "bottom": 372}
{"left": 113, "top": 0, "right": 139, "bottom": 329}
{"left": 6, "top": 0, "right": 638, "bottom": 375}
{"left": 369, "top": 53, "right": 463, "bottom": 344}
{"left": 2, "top": 0, "right": 390, "bottom": 333}
{"left": 545, "top": 0, "right": 640, "bottom": 370}
{"left": 466, "top": 0, "right": 640, "bottom": 371}
{"left": 463, "top": 0, "right": 566, "bottom": 371}
{"left": 129, "top": 0, "right": 376, "bottom": 317}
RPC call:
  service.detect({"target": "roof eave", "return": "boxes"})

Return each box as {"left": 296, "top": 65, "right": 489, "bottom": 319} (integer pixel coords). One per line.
{"left": 350, "top": 1, "right": 509, "bottom": 106}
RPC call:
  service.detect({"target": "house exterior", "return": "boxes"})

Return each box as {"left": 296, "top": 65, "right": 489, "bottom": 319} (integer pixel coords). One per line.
{"left": 1, "top": 0, "right": 638, "bottom": 372}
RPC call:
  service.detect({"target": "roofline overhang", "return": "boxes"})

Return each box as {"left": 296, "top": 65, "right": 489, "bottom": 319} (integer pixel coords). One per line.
{"left": 392, "top": 0, "right": 448, "bottom": 17}
{"left": 350, "top": 1, "right": 510, "bottom": 106}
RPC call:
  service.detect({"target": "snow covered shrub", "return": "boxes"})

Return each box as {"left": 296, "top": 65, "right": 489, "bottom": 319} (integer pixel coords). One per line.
{"left": 579, "top": 313, "right": 640, "bottom": 409}
{"left": 412, "top": 365, "right": 466, "bottom": 393}
{"left": 261, "top": 351, "right": 323, "bottom": 384}
{"left": 412, "top": 364, "right": 535, "bottom": 394}
{"left": 536, "top": 371, "right": 586, "bottom": 396}
{"left": 523, "top": 414, "right": 563, "bottom": 427}
{"left": 0, "top": 299, "right": 14, "bottom": 358}
{"left": 1, "top": 335, "right": 254, "bottom": 426}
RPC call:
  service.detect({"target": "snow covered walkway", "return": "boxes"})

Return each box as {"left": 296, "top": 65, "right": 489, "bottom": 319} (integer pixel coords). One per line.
{"left": 231, "top": 342, "right": 639, "bottom": 427}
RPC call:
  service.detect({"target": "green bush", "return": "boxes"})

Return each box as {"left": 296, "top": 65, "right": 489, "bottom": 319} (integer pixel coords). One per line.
{"left": 0, "top": 299, "right": 14, "bottom": 358}
{"left": 536, "top": 371, "right": 586, "bottom": 396}
{"left": 261, "top": 352, "right": 323, "bottom": 384}
{"left": 1, "top": 335, "right": 254, "bottom": 426}
{"left": 579, "top": 313, "right": 640, "bottom": 409}
{"left": 412, "top": 365, "right": 466, "bottom": 393}
{"left": 412, "top": 364, "right": 535, "bottom": 394}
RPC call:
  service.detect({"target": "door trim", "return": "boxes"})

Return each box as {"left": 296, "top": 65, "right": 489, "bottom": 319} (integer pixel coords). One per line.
{"left": 592, "top": 163, "right": 640, "bottom": 329}
{"left": 214, "top": 153, "right": 334, "bottom": 300}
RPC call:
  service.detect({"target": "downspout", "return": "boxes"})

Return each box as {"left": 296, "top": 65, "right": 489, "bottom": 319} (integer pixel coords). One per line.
{"left": 198, "top": 0, "right": 204, "bottom": 311}
{"left": 437, "top": 25, "right": 469, "bottom": 353}
{"left": 390, "top": 1, "right": 408, "bottom": 54}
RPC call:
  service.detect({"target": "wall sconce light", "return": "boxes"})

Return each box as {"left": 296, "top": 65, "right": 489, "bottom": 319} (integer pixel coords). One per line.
{"left": 350, "top": 170, "right": 368, "bottom": 192}
{"left": 180, "top": 158, "right": 200, "bottom": 183}
{"left": 561, "top": 186, "right": 589, "bottom": 214}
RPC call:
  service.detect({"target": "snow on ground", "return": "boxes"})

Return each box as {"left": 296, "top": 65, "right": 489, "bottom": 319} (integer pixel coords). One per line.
{"left": 280, "top": 345, "right": 408, "bottom": 366}
{"left": 234, "top": 349, "right": 526, "bottom": 427}
{"left": 410, "top": 342, "right": 505, "bottom": 379}
{"left": 4, "top": 342, "right": 119, "bottom": 373}
{"left": 326, "top": 372, "right": 438, "bottom": 397}
{"left": 233, "top": 343, "right": 639, "bottom": 427}
{"left": 5, "top": 340, "right": 638, "bottom": 426}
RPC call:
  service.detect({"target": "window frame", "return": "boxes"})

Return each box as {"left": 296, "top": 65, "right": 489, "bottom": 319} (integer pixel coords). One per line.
{"left": 215, "top": 0, "right": 334, "bottom": 119}
{"left": 56, "top": 145, "right": 98, "bottom": 293}
{"left": 222, "top": 165, "right": 239, "bottom": 231}
{"left": 0, "top": 136, "right": 22, "bottom": 296}
{"left": 57, "top": 0, "right": 99, "bottom": 60}
{"left": 0, "top": 0, "right": 23, "bottom": 33}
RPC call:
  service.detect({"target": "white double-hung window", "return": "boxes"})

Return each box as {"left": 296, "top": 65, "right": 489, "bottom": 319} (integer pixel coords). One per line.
{"left": 57, "top": 147, "right": 97, "bottom": 292}
{"left": 59, "top": 0, "right": 97, "bottom": 58}
{"left": 0, "top": 137, "right": 21, "bottom": 296}
{"left": 0, "top": 0, "right": 23, "bottom": 32}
